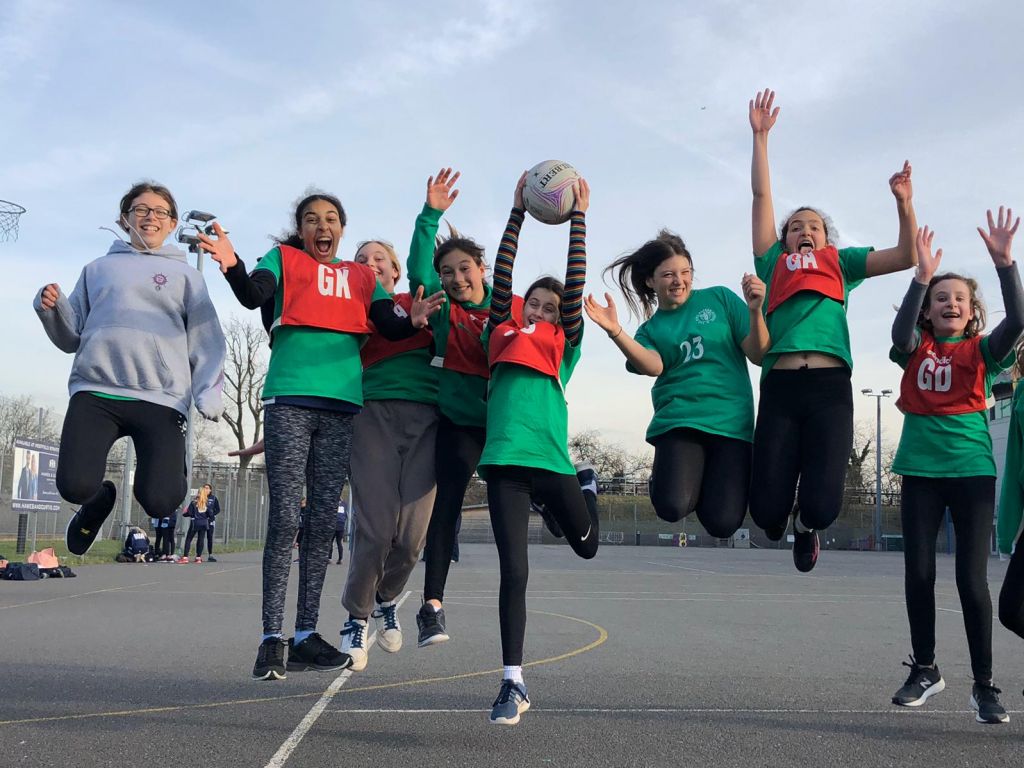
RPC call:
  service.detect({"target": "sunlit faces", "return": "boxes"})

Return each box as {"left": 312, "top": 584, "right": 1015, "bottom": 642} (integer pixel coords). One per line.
{"left": 524, "top": 288, "right": 560, "bottom": 325}
{"left": 438, "top": 249, "right": 486, "bottom": 304}
{"left": 355, "top": 242, "right": 399, "bottom": 293}
{"left": 924, "top": 278, "right": 975, "bottom": 337}
{"left": 646, "top": 253, "right": 693, "bottom": 310}
{"left": 121, "top": 191, "right": 177, "bottom": 251}
{"left": 784, "top": 209, "right": 828, "bottom": 255}
{"left": 301, "top": 199, "right": 345, "bottom": 263}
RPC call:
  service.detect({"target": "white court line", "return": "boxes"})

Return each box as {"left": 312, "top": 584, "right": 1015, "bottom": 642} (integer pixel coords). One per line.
{"left": 0, "top": 580, "right": 163, "bottom": 611}
{"left": 264, "top": 590, "right": 412, "bottom": 768}
{"left": 325, "top": 706, "right": 1019, "bottom": 716}
{"left": 204, "top": 565, "right": 259, "bottom": 576}
{"left": 644, "top": 561, "right": 718, "bottom": 575}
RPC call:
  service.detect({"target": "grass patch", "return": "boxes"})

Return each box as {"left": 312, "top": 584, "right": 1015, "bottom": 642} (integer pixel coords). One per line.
{"left": 0, "top": 537, "right": 264, "bottom": 566}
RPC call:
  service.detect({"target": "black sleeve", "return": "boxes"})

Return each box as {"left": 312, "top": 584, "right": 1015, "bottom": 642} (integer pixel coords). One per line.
{"left": 987, "top": 263, "right": 1024, "bottom": 361}
{"left": 369, "top": 299, "right": 419, "bottom": 341}
{"left": 891, "top": 279, "right": 927, "bottom": 353}
{"left": 223, "top": 258, "right": 278, "bottom": 310}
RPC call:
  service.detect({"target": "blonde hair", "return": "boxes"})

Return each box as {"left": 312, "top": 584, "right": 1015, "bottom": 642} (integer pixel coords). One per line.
{"left": 197, "top": 485, "right": 210, "bottom": 512}
{"left": 355, "top": 239, "right": 401, "bottom": 280}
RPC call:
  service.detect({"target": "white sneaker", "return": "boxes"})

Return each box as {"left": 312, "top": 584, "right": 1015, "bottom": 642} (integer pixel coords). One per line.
{"left": 372, "top": 601, "right": 403, "bottom": 653}
{"left": 340, "top": 619, "right": 368, "bottom": 671}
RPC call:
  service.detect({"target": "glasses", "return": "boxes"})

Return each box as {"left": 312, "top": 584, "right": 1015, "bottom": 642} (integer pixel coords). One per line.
{"left": 127, "top": 205, "right": 173, "bottom": 220}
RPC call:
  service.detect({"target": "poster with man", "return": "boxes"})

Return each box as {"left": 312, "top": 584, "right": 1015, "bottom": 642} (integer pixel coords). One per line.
{"left": 12, "top": 437, "right": 61, "bottom": 512}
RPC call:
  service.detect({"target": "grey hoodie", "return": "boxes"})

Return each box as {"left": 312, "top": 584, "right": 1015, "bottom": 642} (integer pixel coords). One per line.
{"left": 33, "top": 239, "right": 226, "bottom": 419}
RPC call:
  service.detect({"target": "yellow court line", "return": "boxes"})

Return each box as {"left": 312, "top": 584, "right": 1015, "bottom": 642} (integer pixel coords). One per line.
{"left": 0, "top": 607, "right": 607, "bottom": 727}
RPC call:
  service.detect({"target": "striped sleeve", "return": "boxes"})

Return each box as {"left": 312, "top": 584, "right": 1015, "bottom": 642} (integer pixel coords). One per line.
{"left": 562, "top": 211, "right": 586, "bottom": 345}
{"left": 490, "top": 207, "right": 525, "bottom": 328}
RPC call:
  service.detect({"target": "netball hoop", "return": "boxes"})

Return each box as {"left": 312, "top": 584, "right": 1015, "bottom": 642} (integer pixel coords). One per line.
{"left": 0, "top": 199, "right": 26, "bottom": 242}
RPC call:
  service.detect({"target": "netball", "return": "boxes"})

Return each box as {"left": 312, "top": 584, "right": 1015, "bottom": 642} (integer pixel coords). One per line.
{"left": 522, "top": 159, "right": 581, "bottom": 225}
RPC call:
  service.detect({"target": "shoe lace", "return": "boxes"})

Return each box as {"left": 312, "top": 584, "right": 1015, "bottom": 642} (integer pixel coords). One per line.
{"left": 900, "top": 655, "right": 931, "bottom": 685}
{"left": 492, "top": 680, "right": 520, "bottom": 707}
{"left": 304, "top": 632, "right": 332, "bottom": 655}
{"left": 344, "top": 621, "right": 366, "bottom": 646}
{"left": 373, "top": 603, "right": 399, "bottom": 631}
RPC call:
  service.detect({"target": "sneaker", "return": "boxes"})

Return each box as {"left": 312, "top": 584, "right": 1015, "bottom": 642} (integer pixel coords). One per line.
{"left": 891, "top": 656, "right": 945, "bottom": 706}
{"left": 372, "top": 601, "right": 403, "bottom": 653}
{"left": 287, "top": 632, "right": 352, "bottom": 672}
{"left": 791, "top": 504, "right": 819, "bottom": 573}
{"left": 971, "top": 682, "right": 1010, "bottom": 724}
{"left": 207, "top": 556, "right": 217, "bottom": 563}
{"left": 489, "top": 679, "right": 530, "bottom": 725}
{"left": 177, "top": 557, "right": 191, "bottom": 564}
{"left": 195, "top": 556, "right": 203, "bottom": 564}
{"left": 65, "top": 480, "right": 117, "bottom": 556}
{"left": 340, "top": 620, "right": 369, "bottom": 671}
{"left": 252, "top": 637, "right": 287, "bottom": 681}
{"left": 416, "top": 603, "right": 450, "bottom": 647}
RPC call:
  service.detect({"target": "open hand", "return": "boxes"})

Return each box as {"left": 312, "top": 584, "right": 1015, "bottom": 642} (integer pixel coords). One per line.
{"left": 572, "top": 177, "right": 590, "bottom": 214}
{"left": 426, "top": 168, "right": 461, "bottom": 212}
{"left": 749, "top": 89, "right": 780, "bottom": 134}
{"left": 978, "top": 206, "right": 1019, "bottom": 268}
{"left": 914, "top": 226, "right": 942, "bottom": 284}
{"left": 197, "top": 222, "right": 237, "bottom": 273}
{"left": 741, "top": 273, "right": 765, "bottom": 311}
{"left": 39, "top": 283, "right": 61, "bottom": 310}
{"left": 410, "top": 285, "right": 446, "bottom": 328}
{"left": 889, "top": 161, "right": 913, "bottom": 204}
{"left": 584, "top": 292, "right": 621, "bottom": 335}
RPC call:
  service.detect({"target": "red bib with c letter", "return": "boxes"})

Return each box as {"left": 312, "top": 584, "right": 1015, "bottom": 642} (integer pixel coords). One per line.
{"left": 766, "top": 245, "right": 845, "bottom": 314}
{"left": 488, "top": 318, "right": 564, "bottom": 379}
{"left": 277, "top": 245, "right": 375, "bottom": 334}
{"left": 360, "top": 292, "right": 433, "bottom": 369}
{"left": 897, "top": 333, "right": 987, "bottom": 415}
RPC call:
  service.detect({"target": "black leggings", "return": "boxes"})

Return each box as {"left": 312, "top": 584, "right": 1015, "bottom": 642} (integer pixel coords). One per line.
{"left": 56, "top": 392, "right": 187, "bottom": 519}
{"left": 206, "top": 526, "right": 215, "bottom": 555}
{"left": 901, "top": 475, "right": 994, "bottom": 681}
{"left": 750, "top": 367, "right": 853, "bottom": 534}
{"left": 650, "top": 428, "right": 751, "bottom": 537}
{"left": 163, "top": 525, "right": 176, "bottom": 557}
{"left": 183, "top": 523, "right": 207, "bottom": 557}
{"left": 423, "top": 416, "right": 485, "bottom": 602}
{"left": 999, "top": 529, "right": 1024, "bottom": 639}
{"left": 153, "top": 527, "right": 166, "bottom": 555}
{"left": 330, "top": 531, "right": 344, "bottom": 561}
{"left": 488, "top": 465, "right": 599, "bottom": 666}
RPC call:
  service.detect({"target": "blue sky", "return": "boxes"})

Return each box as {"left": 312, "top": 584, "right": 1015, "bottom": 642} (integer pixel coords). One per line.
{"left": 3, "top": 0, "right": 1023, "bottom": 456}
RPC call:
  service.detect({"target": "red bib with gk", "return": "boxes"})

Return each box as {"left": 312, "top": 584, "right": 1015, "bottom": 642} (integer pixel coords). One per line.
{"left": 488, "top": 318, "right": 564, "bottom": 378}
{"left": 437, "top": 296, "right": 524, "bottom": 378}
{"left": 897, "top": 333, "right": 987, "bottom": 415}
{"left": 766, "top": 245, "right": 845, "bottom": 314}
{"left": 360, "top": 292, "right": 433, "bottom": 369}
{"left": 277, "top": 245, "right": 376, "bottom": 334}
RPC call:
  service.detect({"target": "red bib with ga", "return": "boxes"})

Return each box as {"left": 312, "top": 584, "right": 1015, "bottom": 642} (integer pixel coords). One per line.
{"left": 488, "top": 318, "right": 565, "bottom": 378}
{"left": 766, "top": 245, "right": 845, "bottom": 314}
{"left": 435, "top": 295, "right": 524, "bottom": 378}
{"left": 360, "top": 292, "right": 433, "bottom": 369}
{"left": 897, "top": 333, "right": 987, "bottom": 415}
{"left": 276, "top": 245, "right": 375, "bottom": 334}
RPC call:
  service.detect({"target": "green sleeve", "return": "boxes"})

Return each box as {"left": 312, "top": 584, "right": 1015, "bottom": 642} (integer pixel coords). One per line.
{"left": 724, "top": 288, "right": 751, "bottom": 346}
{"left": 981, "top": 335, "right": 1016, "bottom": 374}
{"left": 625, "top": 320, "right": 656, "bottom": 374}
{"left": 255, "top": 246, "right": 283, "bottom": 280}
{"left": 998, "top": 389, "right": 1024, "bottom": 554}
{"left": 753, "top": 241, "right": 784, "bottom": 283}
{"left": 407, "top": 204, "right": 444, "bottom": 295}
{"left": 371, "top": 280, "right": 391, "bottom": 303}
{"left": 838, "top": 246, "right": 872, "bottom": 289}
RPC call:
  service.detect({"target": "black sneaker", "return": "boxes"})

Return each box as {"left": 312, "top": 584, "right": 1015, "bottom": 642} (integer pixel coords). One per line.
{"left": 489, "top": 679, "right": 530, "bottom": 725}
{"left": 65, "top": 480, "right": 117, "bottom": 556}
{"left": 207, "top": 556, "right": 217, "bottom": 563}
{"left": 971, "top": 682, "right": 1009, "bottom": 724}
{"left": 791, "top": 504, "right": 819, "bottom": 573}
{"left": 253, "top": 637, "right": 287, "bottom": 681}
{"left": 892, "top": 656, "right": 945, "bottom": 706}
{"left": 416, "top": 603, "right": 450, "bottom": 647}
{"left": 287, "top": 632, "right": 352, "bottom": 672}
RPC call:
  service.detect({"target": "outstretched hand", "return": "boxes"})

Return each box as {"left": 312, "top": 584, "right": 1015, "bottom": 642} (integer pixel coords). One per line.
{"left": 228, "top": 439, "right": 265, "bottom": 458}
{"left": 584, "top": 292, "right": 621, "bottom": 336}
{"left": 978, "top": 206, "right": 1019, "bottom": 268}
{"left": 514, "top": 171, "right": 527, "bottom": 210}
{"left": 889, "top": 161, "right": 913, "bottom": 204}
{"left": 426, "top": 168, "right": 461, "bottom": 212}
{"left": 39, "top": 283, "right": 61, "bottom": 310}
{"left": 410, "top": 285, "right": 446, "bottom": 328}
{"left": 741, "top": 273, "right": 765, "bottom": 311}
{"left": 572, "top": 177, "right": 590, "bottom": 214}
{"left": 914, "top": 226, "right": 942, "bottom": 284}
{"left": 198, "top": 222, "right": 237, "bottom": 273}
{"left": 749, "top": 88, "right": 779, "bottom": 134}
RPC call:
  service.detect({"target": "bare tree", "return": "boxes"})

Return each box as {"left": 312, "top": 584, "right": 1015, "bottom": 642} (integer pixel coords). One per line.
{"left": 569, "top": 429, "right": 651, "bottom": 490}
{"left": 0, "top": 394, "right": 60, "bottom": 448}
{"left": 847, "top": 421, "right": 874, "bottom": 492}
{"left": 221, "top": 317, "right": 268, "bottom": 469}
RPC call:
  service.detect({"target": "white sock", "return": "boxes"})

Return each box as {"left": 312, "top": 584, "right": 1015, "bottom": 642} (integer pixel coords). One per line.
{"left": 503, "top": 665, "right": 524, "bottom": 684}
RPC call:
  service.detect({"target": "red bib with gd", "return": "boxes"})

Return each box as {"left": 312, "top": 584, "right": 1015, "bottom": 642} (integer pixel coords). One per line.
{"left": 277, "top": 245, "right": 375, "bottom": 334}
{"left": 766, "top": 245, "right": 845, "bottom": 314}
{"left": 897, "top": 333, "right": 987, "bottom": 415}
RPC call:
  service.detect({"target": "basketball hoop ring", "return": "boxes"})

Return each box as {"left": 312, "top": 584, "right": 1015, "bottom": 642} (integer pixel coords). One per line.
{"left": 0, "top": 199, "right": 26, "bottom": 242}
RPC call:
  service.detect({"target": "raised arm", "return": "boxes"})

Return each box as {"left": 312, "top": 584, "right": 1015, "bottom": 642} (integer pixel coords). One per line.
{"left": 490, "top": 172, "right": 527, "bottom": 329}
{"left": 739, "top": 273, "right": 770, "bottom": 365}
{"left": 562, "top": 179, "right": 589, "bottom": 346}
{"left": 750, "top": 88, "right": 780, "bottom": 257}
{"left": 980, "top": 206, "right": 1024, "bottom": 359}
{"left": 408, "top": 168, "right": 460, "bottom": 294}
{"left": 34, "top": 274, "right": 88, "bottom": 353}
{"left": 584, "top": 293, "right": 664, "bottom": 376}
{"left": 198, "top": 223, "right": 280, "bottom": 309}
{"left": 864, "top": 161, "right": 918, "bottom": 277}
{"left": 891, "top": 226, "right": 938, "bottom": 354}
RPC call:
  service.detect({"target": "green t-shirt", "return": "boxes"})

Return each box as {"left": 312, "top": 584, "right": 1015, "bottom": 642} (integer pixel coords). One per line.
{"left": 363, "top": 347, "right": 439, "bottom": 404}
{"left": 255, "top": 247, "right": 390, "bottom": 405}
{"left": 891, "top": 335, "right": 1012, "bottom": 477}
{"left": 479, "top": 327, "right": 583, "bottom": 475}
{"left": 631, "top": 286, "right": 754, "bottom": 444}
{"left": 755, "top": 241, "right": 872, "bottom": 373}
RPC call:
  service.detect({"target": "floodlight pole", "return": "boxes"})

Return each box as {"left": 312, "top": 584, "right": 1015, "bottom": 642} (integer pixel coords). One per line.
{"left": 861, "top": 389, "right": 893, "bottom": 551}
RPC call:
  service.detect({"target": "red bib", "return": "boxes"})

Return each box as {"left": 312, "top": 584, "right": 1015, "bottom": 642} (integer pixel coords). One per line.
{"left": 766, "top": 245, "right": 845, "bottom": 314}
{"left": 488, "top": 318, "right": 565, "bottom": 379}
{"left": 360, "top": 292, "right": 433, "bottom": 369}
{"left": 897, "top": 333, "right": 987, "bottom": 415}
{"left": 435, "top": 295, "right": 524, "bottom": 378}
{"left": 277, "top": 245, "right": 376, "bottom": 334}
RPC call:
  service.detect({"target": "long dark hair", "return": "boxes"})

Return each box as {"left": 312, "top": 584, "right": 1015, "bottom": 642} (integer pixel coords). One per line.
{"left": 604, "top": 229, "right": 692, "bottom": 319}
{"left": 275, "top": 190, "right": 347, "bottom": 249}
{"left": 525, "top": 275, "right": 564, "bottom": 306}
{"left": 780, "top": 206, "right": 837, "bottom": 246}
